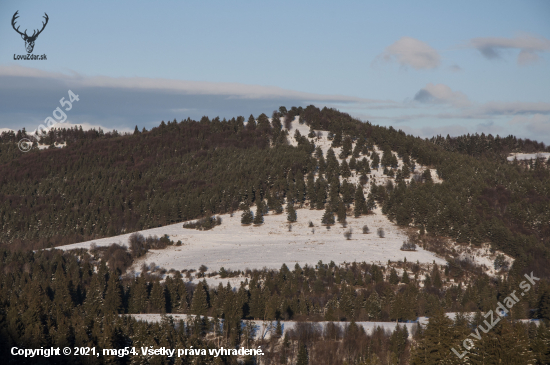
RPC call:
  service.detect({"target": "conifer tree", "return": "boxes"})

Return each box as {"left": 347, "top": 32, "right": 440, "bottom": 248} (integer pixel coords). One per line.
{"left": 286, "top": 202, "right": 297, "bottom": 223}
{"left": 148, "top": 280, "right": 166, "bottom": 313}
{"left": 371, "top": 151, "right": 380, "bottom": 169}
{"left": 296, "top": 343, "right": 309, "bottom": 365}
{"left": 410, "top": 310, "right": 458, "bottom": 365}
{"left": 253, "top": 202, "right": 264, "bottom": 225}
{"left": 241, "top": 208, "right": 253, "bottom": 225}
{"left": 104, "top": 273, "right": 123, "bottom": 314}
{"left": 389, "top": 268, "right": 399, "bottom": 285}
{"left": 337, "top": 201, "right": 347, "bottom": 224}
{"left": 246, "top": 114, "right": 256, "bottom": 130}
{"left": 341, "top": 159, "right": 352, "bottom": 178}
{"left": 322, "top": 205, "right": 335, "bottom": 225}
{"left": 342, "top": 136, "right": 353, "bottom": 157}
{"left": 402, "top": 270, "right": 410, "bottom": 284}
{"left": 354, "top": 185, "right": 368, "bottom": 217}
{"left": 332, "top": 131, "right": 342, "bottom": 148}
{"left": 190, "top": 282, "right": 209, "bottom": 316}
{"left": 366, "top": 291, "right": 381, "bottom": 320}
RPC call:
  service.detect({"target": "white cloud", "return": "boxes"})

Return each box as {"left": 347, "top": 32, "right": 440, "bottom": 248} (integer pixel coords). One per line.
{"left": 376, "top": 37, "right": 441, "bottom": 70}
{"left": 413, "top": 83, "right": 470, "bottom": 107}
{"left": 508, "top": 114, "right": 550, "bottom": 140}
{"left": 0, "top": 65, "right": 379, "bottom": 104}
{"left": 479, "top": 101, "right": 550, "bottom": 115}
{"left": 467, "top": 33, "right": 550, "bottom": 65}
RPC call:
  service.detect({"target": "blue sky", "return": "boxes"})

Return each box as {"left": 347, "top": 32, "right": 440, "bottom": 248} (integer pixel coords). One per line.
{"left": 1, "top": 0, "right": 549, "bottom": 143}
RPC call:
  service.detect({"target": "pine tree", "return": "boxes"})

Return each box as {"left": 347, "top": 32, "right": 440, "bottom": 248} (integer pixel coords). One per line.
{"left": 389, "top": 268, "right": 400, "bottom": 285}
{"left": 286, "top": 202, "right": 297, "bottom": 222}
{"left": 104, "top": 273, "right": 123, "bottom": 314}
{"left": 371, "top": 151, "right": 380, "bottom": 169}
{"left": 410, "top": 310, "right": 459, "bottom": 365}
{"left": 340, "top": 159, "right": 352, "bottom": 178}
{"left": 366, "top": 291, "right": 381, "bottom": 320}
{"left": 402, "top": 270, "right": 410, "bottom": 284}
{"left": 149, "top": 280, "right": 166, "bottom": 313}
{"left": 354, "top": 185, "right": 368, "bottom": 217}
{"left": 190, "top": 282, "right": 209, "bottom": 316}
{"left": 296, "top": 343, "right": 309, "bottom": 365}
{"left": 246, "top": 114, "right": 256, "bottom": 130}
{"left": 337, "top": 201, "right": 347, "bottom": 224}
{"left": 322, "top": 205, "right": 335, "bottom": 225}
{"left": 241, "top": 208, "right": 253, "bottom": 225}
{"left": 253, "top": 202, "right": 264, "bottom": 225}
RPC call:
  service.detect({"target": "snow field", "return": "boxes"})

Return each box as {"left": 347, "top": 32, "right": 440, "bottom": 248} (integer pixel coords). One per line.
{"left": 507, "top": 152, "right": 550, "bottom": 162}
{"left": 61, "top": 206, "right": 446, "bottom": 273}
{"left": 125, "top": 313, "right": 419, "bottom": 339}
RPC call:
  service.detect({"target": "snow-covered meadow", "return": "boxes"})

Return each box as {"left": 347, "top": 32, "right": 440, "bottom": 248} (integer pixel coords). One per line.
{"left": 60, "top": 206, "right": 446, "bottom": 273}
{"left": 125, "top": 313, "right": 419, "bottom": 339}
{"left": 507, "top": 152, "right": 550, "bottom": 162}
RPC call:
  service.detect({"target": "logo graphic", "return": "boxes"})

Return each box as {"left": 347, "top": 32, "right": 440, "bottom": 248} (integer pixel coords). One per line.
{"left": 12, "top": 10, "right": 49, "bottom": 54}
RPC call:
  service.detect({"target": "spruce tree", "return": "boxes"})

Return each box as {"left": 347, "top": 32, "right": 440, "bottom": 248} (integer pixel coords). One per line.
{"left": 340, "top": 159, "right": 352, "bottom": 178}
{"left": 241, "top": 208, "right": 253, "bottom": 225}
{"left": 337, "top": 201, "right": 347, "bottom": 224}
{"left": 322, "top": 206, "right": 335, "bottom": 225}
{"left": 190, "top": 282, "right": 209, "bottom": 316}
{"left": 296, "top": 343, "right": 309, "bottom": 365}
{"left": 410, "top": 310, "right": 457, "bottom": 365}
{"left": 286, "top": 202, "right": 297, "bottom": 222}
{"left": 389, "top": 268, "right": 399, "bottom": 285}
{"left": 354, "top": 185, "right": 368, "bottom": 217}
{"left": 104, "top": 273, "right": 123, "bottom": 314}
{"left": 253, "top": 202, "right": 264, "bottom": 225}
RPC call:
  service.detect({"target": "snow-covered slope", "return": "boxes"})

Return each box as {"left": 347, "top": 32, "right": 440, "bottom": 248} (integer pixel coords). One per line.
{"left": 58, "top": 118, "right": 513, "bottom": 276}
{"left": 60, "top": 206, "right": 446, "bottom": 272}
{"left": 126, "top": 314, "right": 419, "bottom": 339}
{"left": 507, "top": 152, "right": 550, "bottom": 162}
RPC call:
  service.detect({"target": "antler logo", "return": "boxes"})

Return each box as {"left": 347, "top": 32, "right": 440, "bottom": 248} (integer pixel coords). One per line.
{"left": 12, "top": 11, "right": 49, "bottom": 54}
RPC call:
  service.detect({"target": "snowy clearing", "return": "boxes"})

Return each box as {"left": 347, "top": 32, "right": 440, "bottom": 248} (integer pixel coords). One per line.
{"left": 60, "top": 206, "right": 446, "bottom": 273}
{"left": 507, "top": 152, "right": 550, "bottom": 162}
{"left": 125, "top": 313, "right": 419, "bottom": 339}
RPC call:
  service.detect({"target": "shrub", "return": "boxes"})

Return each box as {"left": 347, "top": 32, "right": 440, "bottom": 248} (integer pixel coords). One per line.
{"left": 129, "top": 232, "right": 147, "bottom": 258}
{"left": 344, "top": 229, "right": 352, "bottom": 240}
{"left": 105, "top": 243, "right": 132, "bottom": 273}
{"left": 377, "top": 228, "right": 385, "bottom": 238}
{"left": 494, "top": 254, "right": 509, "bottom": 271}
{"left": 309, "top": 221, "right": 314, "bottom": 227}
{"left": 400, "top": 240, "right": 417, "bottom": 251}
{"left": 362, "top": 225, "right": 370, "bottom": 234}
{"left": 183, "top": 216, "right": 222, "bottom": 230}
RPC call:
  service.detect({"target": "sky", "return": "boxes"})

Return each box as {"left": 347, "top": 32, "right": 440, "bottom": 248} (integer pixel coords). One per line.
{"left": 1, "top": 0, "right": 549, "bottom": 143}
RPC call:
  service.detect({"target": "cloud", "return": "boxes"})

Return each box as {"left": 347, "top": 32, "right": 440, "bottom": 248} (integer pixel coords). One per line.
{"left": 376, "top": 37, "right": 441, "bottom": 70}
{"left": 0, "top": 65, "right": 390, "bottom": 132}
{"left": 449, "top": 64, "right": 462, "bottom": 72}
{"left": 479, "top": 101, "right": 550, "bottom": 115}
{"left": 413, "top": 83, "right": 470, "bottom": 107}
{"left": 508, "top": 114, "right": 550, "bottom": 140}
{"left": 467, "top": 34, "right": 550, "bottom": 65}
{"left": 0, "top": 65, "right": 377, "bottom": 103}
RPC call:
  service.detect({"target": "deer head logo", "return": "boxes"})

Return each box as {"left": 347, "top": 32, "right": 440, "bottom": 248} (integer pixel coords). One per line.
{"left": 12, "top": 11, "right": 49, "bottom": 54}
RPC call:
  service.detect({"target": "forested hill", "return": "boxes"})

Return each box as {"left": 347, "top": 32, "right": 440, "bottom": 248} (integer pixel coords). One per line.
{"left": 1, "top": 106, "right": 549, "bottom": 278}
